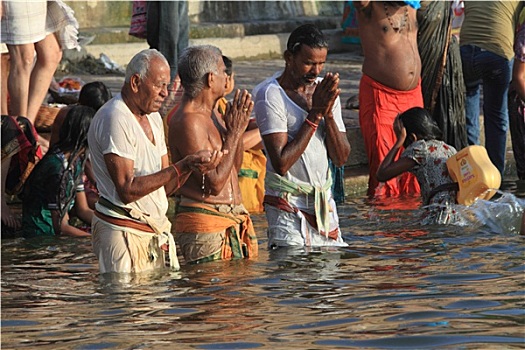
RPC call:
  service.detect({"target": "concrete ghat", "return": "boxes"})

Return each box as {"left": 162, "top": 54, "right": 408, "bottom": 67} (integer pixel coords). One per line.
{"left": 79, "top": 29, "right": 353, "bottom": 67}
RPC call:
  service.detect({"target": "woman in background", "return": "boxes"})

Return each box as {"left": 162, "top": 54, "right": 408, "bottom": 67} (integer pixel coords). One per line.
{"left": 22, "top": 105, "right": 95, "bottom": 237}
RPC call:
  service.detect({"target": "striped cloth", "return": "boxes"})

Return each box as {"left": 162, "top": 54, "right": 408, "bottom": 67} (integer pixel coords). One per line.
{"left": 1, "top": 0, "right": 79, "bottom": 50}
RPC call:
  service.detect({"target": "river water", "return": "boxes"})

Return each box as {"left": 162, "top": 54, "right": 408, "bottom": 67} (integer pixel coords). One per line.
{"left": 2, "top": 192, "right": 524, "bottom": 349}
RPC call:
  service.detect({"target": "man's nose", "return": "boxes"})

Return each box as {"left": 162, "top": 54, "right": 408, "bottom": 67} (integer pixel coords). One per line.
{"left": 311, "top": 64, "right": 323, "bottom": 76}
{"left": 160, "top": 85, "right": 168, "bottom": 97}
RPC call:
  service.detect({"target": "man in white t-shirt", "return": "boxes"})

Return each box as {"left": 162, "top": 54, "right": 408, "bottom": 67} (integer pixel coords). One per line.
{"left": 253, "top": 24, "right": 351, "bottom": 248}
{"left": 88, "top": 49, "right": 224, "bottom": 274}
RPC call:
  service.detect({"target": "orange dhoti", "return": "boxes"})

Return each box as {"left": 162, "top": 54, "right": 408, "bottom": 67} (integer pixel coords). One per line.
{"left": 174, "top": 199, "right": 258, "bottom": 264}
{"left": 358, "top": 74, "right": 423, "bottom": 197}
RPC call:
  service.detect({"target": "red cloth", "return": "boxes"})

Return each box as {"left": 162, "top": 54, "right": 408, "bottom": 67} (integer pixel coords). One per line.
{"left": 129, "top": 1, "right": 147, "bottom": 39}
{"left": 358, "top": 74, "right": 423, "bottom": 197}
{"left": 1, "top": 115, "right": 42, "bottom": 194}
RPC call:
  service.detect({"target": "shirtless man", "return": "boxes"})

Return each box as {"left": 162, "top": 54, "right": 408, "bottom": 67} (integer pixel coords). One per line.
{"left": 169, "top": 45, "right": 258, "bottom": 264}
{"left": 354, "top": 1, "right": 423, "bottom": 197}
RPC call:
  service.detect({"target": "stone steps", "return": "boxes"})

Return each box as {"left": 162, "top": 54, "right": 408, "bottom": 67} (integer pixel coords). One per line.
{"left": 70, "top": 29, "right": 358, "bottom": 66}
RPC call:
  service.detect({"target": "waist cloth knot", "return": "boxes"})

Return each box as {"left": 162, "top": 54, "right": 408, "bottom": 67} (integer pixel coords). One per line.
{"left": 175, "top": 199, "right": 258, "bottom": 263}
{"left": 95, "top": 197, "right": 179, "bottom": 270}
{"left": 264, "top": 171, "right": 333, "bottom": 238}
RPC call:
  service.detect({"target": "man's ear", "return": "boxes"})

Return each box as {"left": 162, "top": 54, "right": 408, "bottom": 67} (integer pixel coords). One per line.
{"left": 130, "top": 74, "right": 141, "bottom": 93}
{"left": 225, "top": 74, "right": 234, "bottom": 90}
{"left": 206, "top": 72, "right": 214, "bottom": 88}
{"left": 283, "top": 50, "right": 292, "bottom": 66}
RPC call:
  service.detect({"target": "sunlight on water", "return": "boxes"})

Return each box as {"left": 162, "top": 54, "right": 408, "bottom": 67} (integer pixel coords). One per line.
{"left": 1, "top": 191, "right": 524, "bottom": 349}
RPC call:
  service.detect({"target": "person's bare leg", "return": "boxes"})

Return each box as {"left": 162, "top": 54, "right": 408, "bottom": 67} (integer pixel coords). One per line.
{"left": 1, "top": 53, "right": 10, "bottom": 115}
{"left": 6, "top": 43, "right": 35, "bottom": 119}
{"left": 26, "top": 33, "right": 62, "bottom": 123}
{"left": 1, "top": 156, "right": 21, "bottom": 230}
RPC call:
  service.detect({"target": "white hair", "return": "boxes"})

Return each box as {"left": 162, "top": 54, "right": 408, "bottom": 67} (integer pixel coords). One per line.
{"left": 125, "top": 49, "right": 168, "bottom": 83}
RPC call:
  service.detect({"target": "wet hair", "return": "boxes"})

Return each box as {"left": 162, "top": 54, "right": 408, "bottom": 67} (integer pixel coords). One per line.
{"left": 286, "top": 23, "right": 329, "bottom": 55}
{"left": 223, "top": 55, "right": 233, "bottom": 77}
{"left": 78, "top": 81, "right": 112, "bottom": 111}
{"left": 398, "top": 107, "right": 443, "bottom": 147}
{"left": 55, "top": 105, "right": 96, "bottom": 154}
{"left": 51, "top": 105, "right": 96, "bottom": 224}
{"left": 178, "top": 45, "right": 223, "bottom": 99}
{"left": 125, "top": 49, "right": 168, "bottom": 83}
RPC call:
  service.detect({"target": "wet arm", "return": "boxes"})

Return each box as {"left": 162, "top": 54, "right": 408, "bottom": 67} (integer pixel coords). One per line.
{"left": 211, "top": 118, "right": 245, "bottom": 193}
{"left": 263, "top": 110, "right": 323, "bottom": 175}
{"left": 164, "top": 153, "right": 191, "bottom": 196}
{"left": 206, "top": 90, "right": 252, "bottom": 194}
{"left": 316, "top": 73, "right": 350, "bottom": 166}
{"left": 376, "top": 143, "right": 417, "bottom": 182}
{"left": 73, "top": 190, "right": 93, "bottom": 224}
{"left": 242, "top": 121, "right": 263, "bottom": 150}
{"left": 52, "top": 211, "right": 91, "bottom": 237}
{"left": 325, "top": 115, "right": 351, "bottom": 167}
{"left": 104, "top": 153, "right": 181, "bottom": 204}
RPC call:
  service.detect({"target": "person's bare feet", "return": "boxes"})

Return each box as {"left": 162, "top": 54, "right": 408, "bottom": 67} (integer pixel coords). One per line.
{"left": 1, "top": 201, "right": 21, "bottom": 230}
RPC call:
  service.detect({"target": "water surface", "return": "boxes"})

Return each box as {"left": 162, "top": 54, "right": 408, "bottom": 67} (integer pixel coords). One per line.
{"left": 2, "top": 195, "right": 524, "bottom": 349}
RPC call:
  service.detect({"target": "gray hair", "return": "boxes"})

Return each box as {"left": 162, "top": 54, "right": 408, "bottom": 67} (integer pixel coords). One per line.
{"left": 125, "top": 49, "right": 168, "bottom": 83}
{"left": 177, "top": 45, "right": 223, "bottom": 99}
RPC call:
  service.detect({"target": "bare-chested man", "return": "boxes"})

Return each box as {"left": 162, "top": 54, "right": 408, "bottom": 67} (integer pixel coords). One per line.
{"left": 168, "top": 45, "right": 258, "bottom": 264}
{"left": 354, "top": 1, "right": 423, "bottom": 197}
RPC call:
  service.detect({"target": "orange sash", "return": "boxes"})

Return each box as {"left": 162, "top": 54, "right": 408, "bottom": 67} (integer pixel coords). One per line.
{"left": 175, "top": 202, "right": 258, "bottom": 261}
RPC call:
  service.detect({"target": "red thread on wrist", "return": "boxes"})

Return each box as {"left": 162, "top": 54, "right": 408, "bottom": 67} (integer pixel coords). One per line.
{"left": 171, "top": 163, "right": 181, "bottom": 190}
{"left": 304, "top": 118, "right": 318, "bottom": 131}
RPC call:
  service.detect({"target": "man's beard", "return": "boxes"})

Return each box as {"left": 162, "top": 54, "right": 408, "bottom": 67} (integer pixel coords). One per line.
{"left": 302, "top": 74, "right": 317, "bottom": 85}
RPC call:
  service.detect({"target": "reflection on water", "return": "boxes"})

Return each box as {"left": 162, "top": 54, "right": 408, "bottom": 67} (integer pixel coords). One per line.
{"left": 2, "top": 194, "right": 524, "bottom": 349}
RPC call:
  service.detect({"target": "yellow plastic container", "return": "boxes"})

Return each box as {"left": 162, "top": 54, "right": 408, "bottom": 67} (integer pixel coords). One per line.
{"left": 446, "top": 145, "right": 501, "bottom": 206}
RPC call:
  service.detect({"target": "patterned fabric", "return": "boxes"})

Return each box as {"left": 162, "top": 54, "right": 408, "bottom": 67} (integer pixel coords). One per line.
{"left": 22, "top": 149, "right": 84, "bottom": 237}
{"left": 509, "top": 7, "right": 525, "bottom": 180}
{"left": 1, "top": 115, "right": 42, "bottom": 195}
{"left": 175, "top": 200, "right": 258, "bottom": 264}
{"left": 417, "top": 0, "right": 468, "bottom": 151}
{"left": 1, "top": 0, "right": 79, "bottom": 50}
{"left": 341, "top": 1, "right": 360, "bottom": 44}
{"left": 46, "top": 0, "right": 80, "bottom": 51}
{"left": 402, "top": 139, "right": 459, "bottom": 224}
{"left": 129, "top": 0, "right": 147, "bottom": 39}
{"left": 0, "top": 1, "right": 47, "bottom": 45}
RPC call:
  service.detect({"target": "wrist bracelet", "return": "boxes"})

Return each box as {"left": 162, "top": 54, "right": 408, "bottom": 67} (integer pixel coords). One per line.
{"left": 171, "top": 163, "right": 181, "bottom": 190}
{"left": 304, "top": 118, "right": 318, "bottom": 131}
